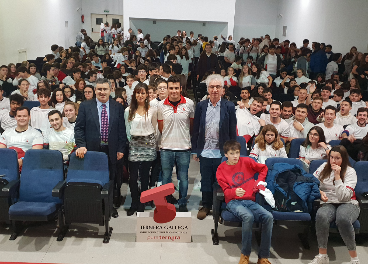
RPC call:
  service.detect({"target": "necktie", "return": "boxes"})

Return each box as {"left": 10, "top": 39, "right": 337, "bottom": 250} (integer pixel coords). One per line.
{"left": 101, "top": 104, "right": 109, "bottom": 142}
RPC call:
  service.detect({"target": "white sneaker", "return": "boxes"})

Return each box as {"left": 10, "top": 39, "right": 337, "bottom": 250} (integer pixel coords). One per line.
{"left": 193, "top": 181, "right": 201, "bottom": 191}
{"left": 308, "top": 254, "right": 329, "bottom": 264}
{"left": 157, "top": 181, "right": 162, "bottom": 187}
{"left": 349, "top": 260, "right": 360, "bottom": 264}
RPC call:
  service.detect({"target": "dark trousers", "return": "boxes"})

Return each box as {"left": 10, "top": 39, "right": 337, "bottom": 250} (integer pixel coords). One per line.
{"left": 99, "top": 145, "right": 120, "bottom": 199}
{"left": 199, "top": 156, "right": 222, "bottom": 208}
{"left": 150, "top": 151, "right": 161, "bottom": 187}
{"left": 129, "top": 161, "right": 152, "bottom": 209}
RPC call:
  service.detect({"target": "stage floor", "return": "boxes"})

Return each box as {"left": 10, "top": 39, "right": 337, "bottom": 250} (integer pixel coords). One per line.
{"left": 0, "top": 160, "right": 367, "bottom": 264}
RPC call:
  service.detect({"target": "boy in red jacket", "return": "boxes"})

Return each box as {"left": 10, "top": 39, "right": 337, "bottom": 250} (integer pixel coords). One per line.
{"left": 217, "top": 140, "right": 273, "bottom": 264}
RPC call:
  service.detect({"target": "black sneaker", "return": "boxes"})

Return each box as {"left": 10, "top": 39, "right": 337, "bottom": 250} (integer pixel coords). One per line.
{"left": 179, "top": 205, "right": 188, "bottom": 212}
{"left": 166, "top": 195, "right": 178, "bottom": 205}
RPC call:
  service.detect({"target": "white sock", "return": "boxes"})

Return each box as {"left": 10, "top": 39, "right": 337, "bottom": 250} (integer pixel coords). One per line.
{"left": 318, "top": 253, "right": 327, "bottom": 257}
{"left": 351, "top": 256, "right": 359, "bottom": 261}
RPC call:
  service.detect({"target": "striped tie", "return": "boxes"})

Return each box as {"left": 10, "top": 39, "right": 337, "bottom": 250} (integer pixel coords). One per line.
{"left": 101, "top": 104, "right": 109, "bottom": 142}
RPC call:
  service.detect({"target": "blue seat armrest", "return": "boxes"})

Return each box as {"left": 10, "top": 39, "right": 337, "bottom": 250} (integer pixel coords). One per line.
{"left": 52, "top": 180, "right": 66, "bottom": 198}
{"left": 0, "top": 179, "right": 20, "bottom": 197}
{"left": 101, "top": 181, "right": 112, "bottom": 199}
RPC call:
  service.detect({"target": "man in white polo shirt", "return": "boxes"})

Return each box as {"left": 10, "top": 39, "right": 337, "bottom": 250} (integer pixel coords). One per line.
{"left": 157, "top": 75, "right": 194, "bottom": 212}
{"left": 0, "top": 94, "right": 23, "bottom": 132}
{"left": 0, "top": 106, "right": 43, "bottom": 167}
{"left": 260, "top": 101, "right": 290, "bottom": 140}
{"left": 44, "top": 110, "right": 75, "bottom": 161}
{"left": 317, "top": 105, "right": 344, "bottom": 143}
{"left": 342, "top": 108, "right": 368, "bottom": 142}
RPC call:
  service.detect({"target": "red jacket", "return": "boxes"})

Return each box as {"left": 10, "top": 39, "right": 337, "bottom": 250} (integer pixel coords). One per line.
{"left": 217, "top": 157, "right": 268, "bottom": 203}
{"left": 57, "top": 71, "right": 67, "bottom": 82}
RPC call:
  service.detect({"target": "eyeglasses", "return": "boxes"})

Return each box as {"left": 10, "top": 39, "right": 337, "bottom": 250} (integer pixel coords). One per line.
{"left": 310, "top": 133, "right": 319, "bottom": 137}
{"left": 208, "top": 85, "right": 223, "bottom": 90}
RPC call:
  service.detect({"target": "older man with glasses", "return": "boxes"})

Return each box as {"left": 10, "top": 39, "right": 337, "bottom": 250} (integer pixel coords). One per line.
{"left": 192, "top": 74, "right": 237, "bottom": 220}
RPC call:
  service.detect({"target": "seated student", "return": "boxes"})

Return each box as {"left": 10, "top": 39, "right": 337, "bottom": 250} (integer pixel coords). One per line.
{"left": 41, "top": 64, "right": 60, "bottom": 87}
{"left": 281, "top": 101, "right": 294, "bottom": 124}
{"left": 238, "top": 65, "right": 256, "bottom": 89}
{"left": 335, "top": 99, "right": 356, "bottom": 127}
{"left": 224, "top": 67, "right": 238, "bottom": 87}
{"left": 85, "top": 70, "right": 97, "bottom": 87}
{"left": 284, "top": 78, "right": 298, "bottom": 95}
{"left": 250, "top": 124, "right": 288, "bottom": 163}
{"left": 0, "top": 94, "right": 23, "bottom": 132}
{"left": 217, "top": 140, "right": 273, "bottom": 264}
{"left": 288, "top": 103, "right": 314, "bottom": 140}
{"left": 44, "top": 110, "right": 75, "bottom": 161}
{"left": 91, "top": 54, "right": 102, "bottom": 70}
{"left": 83, "top": 85, "right": 95, "bottom": 101}
{"left": 12, "top": 66, "right": 39, "bottom": 96}
{"left": 262, "top": 88, "right": 274, "bottom": 111}
{"left": 0, "top": 85, "right": 10, "bottom": 111}
{"left": 308, "top": 97, "right": 324, "bottom": 125}
{"left": 295, "top": 68, "right": 311, "bottom": 85}
{"left": 310, "top": 145, "right": 360, "bottom": 264}
{"left": 349, "top": 89, "right": 366, "bottom": 116}
{"left": 292, "top": 86, "right": 310, "bottom": 107}
{"left": 0, "top": 106, "right": 43, "bottom": 167}
{"left": 317, "top": 106, "right": 344, "bottom": 143}
{"left": 62, "top": 68, "right": 82, "bottom": 86}
{"left": 341, "top": 108, "right": 368, "bottom": 142}
{"left": 11, "top": 79, "right": 37, "bottom": 101}
{"left": 332, "top": 88, "right": 344, "bottom": 108}
{"left": 63, "top": 85, "right": 76, "bottom": 102}
{"left": 30, "top": 88, "right": 54, "bottom": 135}
{"left": 51, "top": 88, "right": 68, "bottom": 113}
{"left": 63, "top": 101, "right": 78, "bottom": 129}
{"left": 260, "top": 101, "right": 290, "bottom": 140}
{"left": 236, "top": 87, "right": 251, "bottom": 109}
{"left": 299, "top": 126, "right": 330, "bottom": 167}
{"left": 274, "top": 68, "right": 290, "bottom": 89}
{"left": 230, "top": 56, "right": 243, "bottom": 76}
{"left": 236, "top": 97, "right": 265, "bottom": 143}
{"left": 321, "top": 86, "right": 337, "bottom": 109}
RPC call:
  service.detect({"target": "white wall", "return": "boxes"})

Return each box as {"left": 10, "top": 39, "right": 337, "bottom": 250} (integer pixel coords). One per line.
{"left": 123, "top": 0, "right": 236, "bottom": 40}
{"left": 276, "top": 0, "right": 368, "bottom": 53}
{"left": 81, "top": 0, "right": 124, "bottom": 37}
{"left": 234, "top": 0, "right": 279, "bottom": 41}
{"left": 0, "top": 0, "right": 82, "bottom": 65}
{"left": 130, "top": 18, "right": 228, "bottom": 42}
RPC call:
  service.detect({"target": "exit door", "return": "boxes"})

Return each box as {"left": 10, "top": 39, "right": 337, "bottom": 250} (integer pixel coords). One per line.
{"left": 91, "top": 14, "right": 124, "bottom": 42}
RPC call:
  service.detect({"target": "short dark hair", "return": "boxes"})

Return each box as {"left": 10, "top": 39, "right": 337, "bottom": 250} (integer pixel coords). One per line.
{"left": 296, "top": 103, "right": 308, "bottom": 111}
{"left": 73, "top": 68, "right": 82, "bottom": 74}
{"left": 167, "top": 54, "right": 177, "bottom": 61}
{"left": 17, "top": 66, "right": 28, "bottom": 73}
{"left": 270, "top": 101, "right": 282, "bottom": 109}
{"left": 342, "top": 98, "right": 352, "bottom": 107}
{"left": 325, "top": 105, "right": 337, "bottom": 114}
{"left": 303, "top": 39, "right": 309, "bottom": 44}
{"left": 45, "top": 54, "right": 55, "bottom": 61}
{"left": 269, "top": 44, "right": 276, "bottom": 49}
{"left": 357, "top": 107, "right": 368, "bottom": 115}
{"left": 321, "top": 86, "right": 332, "bottom": 92}
{"left": 350, "top": 89, "right": 362, "bottom": 95}
{"left": 43, "top": 63, "right": 54, "bottom": 73}
{"left": 9, "top": 94, "right": 24, "bottom": 106}
{"left": 51, "top": 44, "right": 59, "bottom": 51}
{"left": 37, "top": 88, "right": 51, "bottom": 98}
{"left": 18, "top": 78, "right": 29, "bottom": 86}
{"left": 253, "top": 97, "right": 264, "bottom": 104}
{"left": 263, "top": 88, "right": 272, "bottom": 94}
{"left": 137, "top": 64, "right": 147, "bottom": 72}
{"left": 48, "top": 110, "right": 62, "bottom": 119}
{"left": 223, "top": 140, "right": 241, "bottom": 154}
{"left": 167, "top": 75, "right": 181, "bottom": 84}
{"left": 148, "top": 63, "right": 159, "bottom": 72}
{"left": 15, "top": 106, "right": 30, "bottom": 116}
{"left": 88, "top": 70, "right": 97, "bottom": 77}
{"left": 333, "top": 89, "right": 344, "bottom": 98}
{"left": 162, "top": 63, "right": 172, "bottom": 74}
{"left": 282, "top": 101, "right": 293, "bottom": 109}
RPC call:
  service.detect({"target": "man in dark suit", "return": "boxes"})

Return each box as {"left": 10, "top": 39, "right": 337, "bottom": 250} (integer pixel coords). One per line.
{"left": 192, "top": 74, "right": 237, "bottom": 220}
{"left": 196, "top": 43, "right": 220, "bottom": 82}
{"left": 75, "top": 78, "right": 127, "bottom": 217}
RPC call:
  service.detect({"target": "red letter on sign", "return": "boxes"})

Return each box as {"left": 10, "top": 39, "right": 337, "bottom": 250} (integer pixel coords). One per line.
{"left": 140, "top": 183, "right": 176, "bottom": 223}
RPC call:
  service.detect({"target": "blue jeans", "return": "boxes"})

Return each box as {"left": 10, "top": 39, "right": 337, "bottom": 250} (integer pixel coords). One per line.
{"left": 227, "top": 199, "right": 273, "bottom": 259}
{"left": 161, "top": 150, "right": 191, "bottom": 206}
{"left": 199, "top": 156, "right": 222, "bottom": 208}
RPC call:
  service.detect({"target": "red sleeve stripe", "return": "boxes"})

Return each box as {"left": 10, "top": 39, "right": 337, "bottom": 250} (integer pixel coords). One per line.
{"left": 250, "top": 153, "right": 258, "bottom": 157}
{"left": 346, "top": 186, "right": 357, "bottom": 200}
{"left": 0, "top": 142, "right": 6, "bottom": 147}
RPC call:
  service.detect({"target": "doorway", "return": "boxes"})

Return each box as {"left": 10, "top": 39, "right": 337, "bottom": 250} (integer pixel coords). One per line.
{"left": 91, "top": 14, "right": 124, "bottom": 42}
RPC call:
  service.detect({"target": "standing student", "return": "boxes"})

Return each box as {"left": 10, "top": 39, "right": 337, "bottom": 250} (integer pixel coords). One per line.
{"left": 249, "top": 124, "right": 288, "bottom": 163}
{"left": 125, "top": 83, "right": 157, "bottom": 216}
{"left": 257, "top": 44, "right": 282, "bottom": 79}
{"left": 317, "top": 106, "right": 344, "bottom": 143}
{"left": 158, "top": 75, "right": 195, "bottom": 212}
{"left": 196, "top": 43, "right": 219, "bottom": 82}
{"left": 0, "top": 107, "right": 43, "bottom": 167}
{"left": 310, "top": 146, "right": 360, "bottom": 264}
{"left": 192, "top": 74, "right": 237, "bottom": 220}
{"left": 30, "top": 88, "right": 54, "bottom": 135}
{"left": 217, "top": 140, "right": 273, "bottom": 264}
{"left": 75, "top": 78, "right": 127, "bottom": 217}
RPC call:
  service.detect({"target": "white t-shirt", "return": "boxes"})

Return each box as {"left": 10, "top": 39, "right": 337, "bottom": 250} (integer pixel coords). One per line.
{"left": 11, "top": 89, "right": 37, "bottom": 101}
{"left": 317, "top": 123, "right": 344, "bottom": 143}
{"left": 109, "top": 45, "right": 121, "bottom": 56}
{"left": 289, "top": 118, "right": 314, "bottom": 138}
{"left": 44, "top": 127, "right": 75, "bottom": 160}
{"left": 299, "top": 145, "right": 328, "bottom": 160}
{"left": 0, "top": 97, "right": 10, "bottom": 111}
{"left": 224, "top": 76, "right": 238, "bottom": 87}
{"left": 124, "top": 85, "right": 134, "bottom": 105}
{"left": 30, "top": 107, "right": 54, "bottom": 135}
{"left": 137, "top": 33, "right": 144, "bottom": 42}
{"left": 295, "top": 76, "right": 311, "bottom": 85}
{"left": 335, "top": 112, "right": 357, "bottom": 127}
{"left": 344, "top": 122, "right": 368, "bottom": 139}
{"left": 255, "top": 71, "right": 270, "bottom": 84}
{"left": 81, "top": 42, "right": 90, "bottom": 54}
{"left": 351, "top": 101, "right": 366, "bottom": 116}
{"left": 0, "top": 109, "right": 17, "bottom": 131}
{"left": 322, "top": 99, "right": 337, "bottom": 109}
{"left": 325, "top": 61, "right": 338, "bottom": 80}
{"left": 124, "top": 106, "right": 157, "bottom": 141}
{"left": 62, "top": 76, "right": 76, "bottom": 86}
{"left": 274, "top": 77, "right": 289, "bottom": 88}
{"left": 0, "top": 127, "right": 43, "bottom": 153}
{"left": 55, "top": 102, "right": 65, "bottom": 113}
{"left": 249, "top": 143, "right": 288, "bottom": 164}
{"left": 137, "top": 47, "right": 148, "bottom": 58}
{"left": 239, "top": 75, "right": 254, "bottom": 88}
{"left": 260, "top": 114, "right": 290, "bottom": 139}
{"left": 266, "top": 54, "right": 277, "bottom": 75}
{"left": 236, "top": 107, "right": 261, "bottom": 137}
{"left": 180, "top": 57, "right": 191, "bottom": 75}
{"left": 224, "top": 50, "right": 235, "bottom": 63}
{"left": 157, "top": 96, "right": 194, "bottom": 150}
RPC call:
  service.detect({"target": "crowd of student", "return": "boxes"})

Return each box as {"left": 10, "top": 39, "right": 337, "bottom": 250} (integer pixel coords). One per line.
{"left": 0, "top": 27, "right": 367, "bottom": 264}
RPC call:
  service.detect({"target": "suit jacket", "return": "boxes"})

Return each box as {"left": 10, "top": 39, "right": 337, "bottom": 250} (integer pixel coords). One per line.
{"left": 191, "top": 98, "right": 237, "bottom": 156}
{"left": 75, "top": 98, "right": 127, "bottom": 164}
{"left": 197, "top": 53, "right": 220, "bottom": 77}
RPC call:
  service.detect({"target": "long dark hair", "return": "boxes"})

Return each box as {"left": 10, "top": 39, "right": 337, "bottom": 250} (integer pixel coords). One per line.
{"left": 128, "top": 83, "right": 149, "bottom": 122}
{"left": 180, "top": 47, "right": 189, "bottom": 60}
{"left": 302, "top": 126, "right": 326, "bottom": 147}
{"left": 319, "top": 145, "right": 351, "bottom": 183}
{"left": 50, "top": 88, "right": 68, "bottom": 106}
{"left": 251, "top": 64, "right": 262, "bottom": 79}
